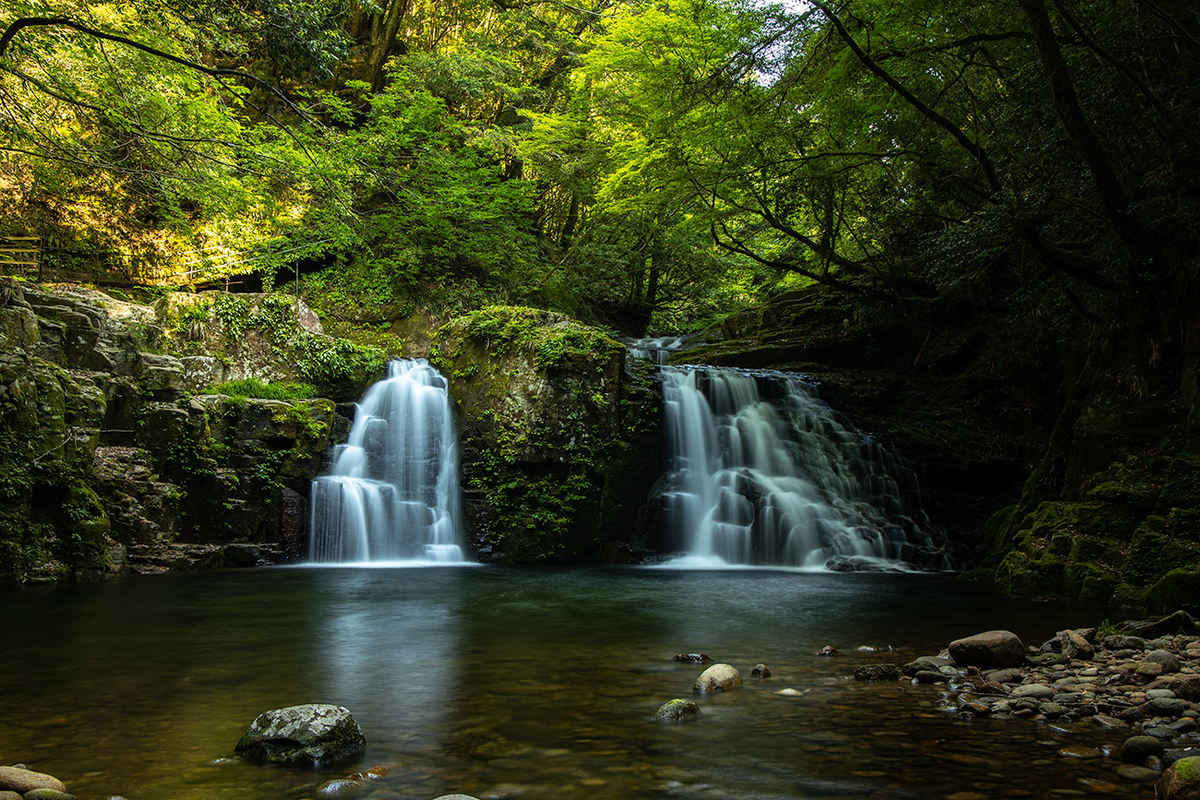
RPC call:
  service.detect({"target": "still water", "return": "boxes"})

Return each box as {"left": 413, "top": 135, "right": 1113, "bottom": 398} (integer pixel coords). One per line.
{"left": 0, "top": 567, "right": 1154, "bottom": 799}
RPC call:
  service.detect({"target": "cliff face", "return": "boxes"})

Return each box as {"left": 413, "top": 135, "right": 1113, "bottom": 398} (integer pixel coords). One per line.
{"left": 0, "top": 280, "right": 352, "bottom": 582}
{"left": 686, "top": 285, "right": 1200, "bottom": 613}
{"left": 431, "top": 306, "right": 662, "bottom": 563}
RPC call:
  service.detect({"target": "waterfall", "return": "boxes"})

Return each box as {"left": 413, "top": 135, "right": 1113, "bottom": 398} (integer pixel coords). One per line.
{"left": 309, "top": 359, "right": 464, "bottom": 564}
{"left": 660, "top": 365, "right": 928, "bottom": 569}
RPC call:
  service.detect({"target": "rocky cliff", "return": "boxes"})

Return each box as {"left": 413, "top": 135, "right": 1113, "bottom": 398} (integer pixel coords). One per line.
{"left": 0, "top": 280, "right": 364, "bottom": 582}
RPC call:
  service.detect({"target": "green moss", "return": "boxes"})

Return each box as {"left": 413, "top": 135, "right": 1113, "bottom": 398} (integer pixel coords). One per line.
{"left": 1121, "top": 518, "right": 1200, "bottom": 585}
{"left": 1146, "top": 566, "right": 1200, "bottom": 615}
{"left": 211, "top": 378, "right": 317, "bottom": 400}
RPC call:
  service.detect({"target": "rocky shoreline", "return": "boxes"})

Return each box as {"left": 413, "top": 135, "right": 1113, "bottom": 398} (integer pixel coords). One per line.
{"left": 850, "top": 611, "right": 1200, "bottom": 796}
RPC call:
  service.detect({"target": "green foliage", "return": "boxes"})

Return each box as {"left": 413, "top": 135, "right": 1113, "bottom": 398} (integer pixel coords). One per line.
{"left": 210, "top": 378, "right": 317, "bottom": 400}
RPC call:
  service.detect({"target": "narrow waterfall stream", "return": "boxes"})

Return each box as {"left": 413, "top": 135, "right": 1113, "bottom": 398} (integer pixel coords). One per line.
{"left": 659, "top": 364, "right": 933, "bottom": 569}
{"left": 309, "top": 359, "right": 464, "bottom": 563}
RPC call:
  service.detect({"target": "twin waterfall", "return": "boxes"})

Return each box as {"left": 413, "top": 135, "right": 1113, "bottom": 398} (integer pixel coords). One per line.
{"left": 308, "top": 356, "right": 927, "bottom": 570}
{"left": 309, "top": 360, "right": 463, "bottom": 564}
{"left": 660, "top": 366, "right": 923, "bottom": 569}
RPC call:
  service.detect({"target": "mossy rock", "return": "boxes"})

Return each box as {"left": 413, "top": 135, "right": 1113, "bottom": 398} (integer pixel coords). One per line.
{"left": 994, "top": 551, "right": 1066, "bottom": 597}
{"left": 1122, "top": 520, "right": 1200, "bottom": 585}
{"left": 1147, "top": 567, "right": 1200, "bottom": 615}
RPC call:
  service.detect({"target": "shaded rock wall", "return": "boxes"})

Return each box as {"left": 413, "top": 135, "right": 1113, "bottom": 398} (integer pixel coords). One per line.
{"left": 683, "top": 284, "right": 1200, "bottom": 609}
{"left": 0, "top": 280, "right": 347, "bottom": 583}
{"left": 432, "top": 306, "right": 661, "bottom": 563}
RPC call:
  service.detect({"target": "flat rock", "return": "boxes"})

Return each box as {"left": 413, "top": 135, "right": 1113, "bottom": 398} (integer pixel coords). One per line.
{"left": 1011, "top": 684, "right": 1054, "bottom": 699}
{"left": 22, "top": 791, "right": 77, "bottom": 800}
{"left": 0, "top": 767, "right": 66, "bottom": 794}
{"left": 234, "top": 704, "right": 366, "bottom": 766}
{"left": 693, "top": 663, "right": 742, "bottom": 692}
{"left": 854, "top": 664, "right": 899, "bottom": 681}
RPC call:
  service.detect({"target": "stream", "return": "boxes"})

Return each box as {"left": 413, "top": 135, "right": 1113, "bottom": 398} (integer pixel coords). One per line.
{"left": 0, "top": 566, "right": 1156, "bottom": 799}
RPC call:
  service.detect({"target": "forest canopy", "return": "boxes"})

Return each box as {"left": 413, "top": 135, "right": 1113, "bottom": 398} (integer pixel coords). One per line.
{"left": 0, "top": 0, "right": 1197, "bottom": 340}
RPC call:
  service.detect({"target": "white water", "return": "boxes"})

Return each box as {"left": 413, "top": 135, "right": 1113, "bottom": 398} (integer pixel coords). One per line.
{"left": 660, "top": 366, "right": 928, "bottom": 569}
{"left": 309, "top": 359, "right": 464, "bottom": 563}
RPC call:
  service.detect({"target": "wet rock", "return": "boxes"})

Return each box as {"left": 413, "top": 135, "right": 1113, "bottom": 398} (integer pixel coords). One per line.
{"left": 1119, "top": 611, "right": 1197, "bottom": 639}
{"left": 22, "top": 791, "right": 77, "bottom": 800}
{"left": 1158, "top": 756, "right": 1200, "bottom": 799}
{"left": 1149, "top": 697, "right": 1189, "bottom": 717}
{"left": 235, "top": 704, "right": 366, "bottom": 766}
{"left": 1092, "top": 714, "right": 1129, "bottom": 730}
{"left": 1149, "top": 649, "right": 1182, "bottom": 674}
{"left": 1167, "top": 749, "right": 1200, "bottom": 767}
{"left": 1102, "top": 635, "right": 1148, "bottom": 652}
{"left": 655, "top": 699, "right": 702, "bottom": 723}
{"left": 1115, "top": 764, "right": 1161, "bottom": 781}
{"left": 1011, "top": 684, "right": 1054, "bottom": 699}
{"left": 1176, "top": 676, "right": 1200, "bottom": 702}
{"left": 903, "top": 656, "right": 949, "bottom": 676}
{"left": 751, "top": 663, "right": 771, "bottom": 678}
{"left": 0, "top": 767, "right": 66, "bottom": 794}
{"left": 674, "top": 653, "right": 712, "bottom": 663}
{"left": 817, "top": 645, "right": 841, "bottom": 657}
{"left": 432, "top": 796, "right": 482, "bottom": 800}
{"left": 949, "top": 630, "right": 1025, "bottom": 668}
{"left": 1060, "top": 629, "right": 1094, "bottom": 660}
{"left": 853, "top": 664, "right": 899, "bottom": 681}
{"left": 1120, "top": 735, "right": 1166, "bottom": 763}
{"left": 914, "top": 670, "right": 947, "bottom": 684}
{"left": 693, "top": 663, "right": 742, "bottom": 692}
{"left": 0, "top": 791, "right": 19, "bottom": 800}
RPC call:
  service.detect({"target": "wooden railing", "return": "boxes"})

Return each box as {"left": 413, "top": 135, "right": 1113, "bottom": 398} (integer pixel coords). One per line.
{"left": 0, "top": 235, "right": 43, "bottom": 280}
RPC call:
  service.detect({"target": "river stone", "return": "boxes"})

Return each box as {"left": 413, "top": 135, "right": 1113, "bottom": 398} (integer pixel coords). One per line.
{"left": 234, "top": 704, "right": 366, "bottom": 765}
{"left": 1120, "top": 735, "right": 1166, "bottom": 763}
{"left": 0, "top": 767, "right": 66, "bottom": 794}
{"left": 751, "top": 663, "right": 771, "bottom": 678}
{"left": 903, "top": 656, "right": 950, "bottom": 676}
{"left": 853, "top": 664, "right": 899, "bottom": 681}
{"left": 1150, "top": 697, "right": 1189, "bottom": 717}
{"left": 0, "top": 792, "right": 19, "bottom": 800}
{"left": 655, "top": 699, "right": 702, "bottom": 723}
{"left": 1177, "top": 676, "right": 1200, "bottom": 702}
{"left": 693, "top": 663, "right": 742, "bottom": 692}
{"left": 1060, "top": 629, "right": 1094, "bottom": 660}
{"left": 949, "top": 630, "right": 1025, "bottom": 668}
{"left": 1158, "top": 756, "right": 1200, "bottom": 799}
{"left": 1011, "top": 683, "right": 1054, "bottom": 699}
{"left": 432, "top": 796, "right": 482, "bottom": 800}
{"left": 1103, "top": 635, "right": 1148, "bottom": 651}
{"left": 23, "top": 791, "right": 77, "bottom": 800}
{"left": 1149, "top": 649, "right": 1182, "bottom": 673}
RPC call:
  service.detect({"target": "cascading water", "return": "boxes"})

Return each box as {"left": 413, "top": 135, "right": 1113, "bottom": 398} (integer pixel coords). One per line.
{"left": 309, "top": 359, "right": 464, "bottom": 564}
{"left": 659, "top": 364, "right": 932, "bottom": 569}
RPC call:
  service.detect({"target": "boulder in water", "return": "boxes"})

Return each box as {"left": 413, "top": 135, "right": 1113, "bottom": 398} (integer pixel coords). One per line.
{"left": 751, "top": 663, "right": 771, "bottom": 678}
{"left": 0, "top": 767, "right": 67, "bottom": 794}
{"left": 674, "top": 653, "right": 712, "bottom": 663}
{"left": 693, "top": 663, "right": 742, "bottom": 692}
{"left": 948, "top": 630, "right": 1025, "bottom": 668}
{"left": 654, "top": 699, "right": 702, "bottom": 723}
{"left": 235, "top": 704, "right": 366, "bottom": 766}
{"left": 853, "top": 664, "right": 899, "bottom": 681}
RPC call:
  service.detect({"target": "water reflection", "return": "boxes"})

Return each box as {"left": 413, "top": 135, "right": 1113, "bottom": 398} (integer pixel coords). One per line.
{"left": 0, "top": 568, "right": 1153, "bottom": 800}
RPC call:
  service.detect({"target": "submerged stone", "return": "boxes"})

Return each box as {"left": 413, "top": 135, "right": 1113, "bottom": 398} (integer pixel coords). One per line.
{"left": 235, "top": 704, "right": 366, "bottom": 766}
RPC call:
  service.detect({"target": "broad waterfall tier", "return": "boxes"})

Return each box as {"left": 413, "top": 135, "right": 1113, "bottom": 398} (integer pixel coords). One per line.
{"left": 661, "top": 365, "right": 932, "bottom": 569}
{"left": 309, "top": 359, "right": 464, "bottom": 563}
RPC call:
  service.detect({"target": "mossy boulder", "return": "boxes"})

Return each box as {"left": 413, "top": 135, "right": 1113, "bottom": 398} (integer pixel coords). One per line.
{"left": 433, "top": 306, "right": 660, "bottom": 562}
{"left": 1147, "top": 568, "right": 1200, "bottom": 615}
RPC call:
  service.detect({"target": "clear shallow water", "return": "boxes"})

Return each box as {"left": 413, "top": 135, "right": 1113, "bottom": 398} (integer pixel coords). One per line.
{"left": 0, "top": 568, "right": 1154, "bottom": 799}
